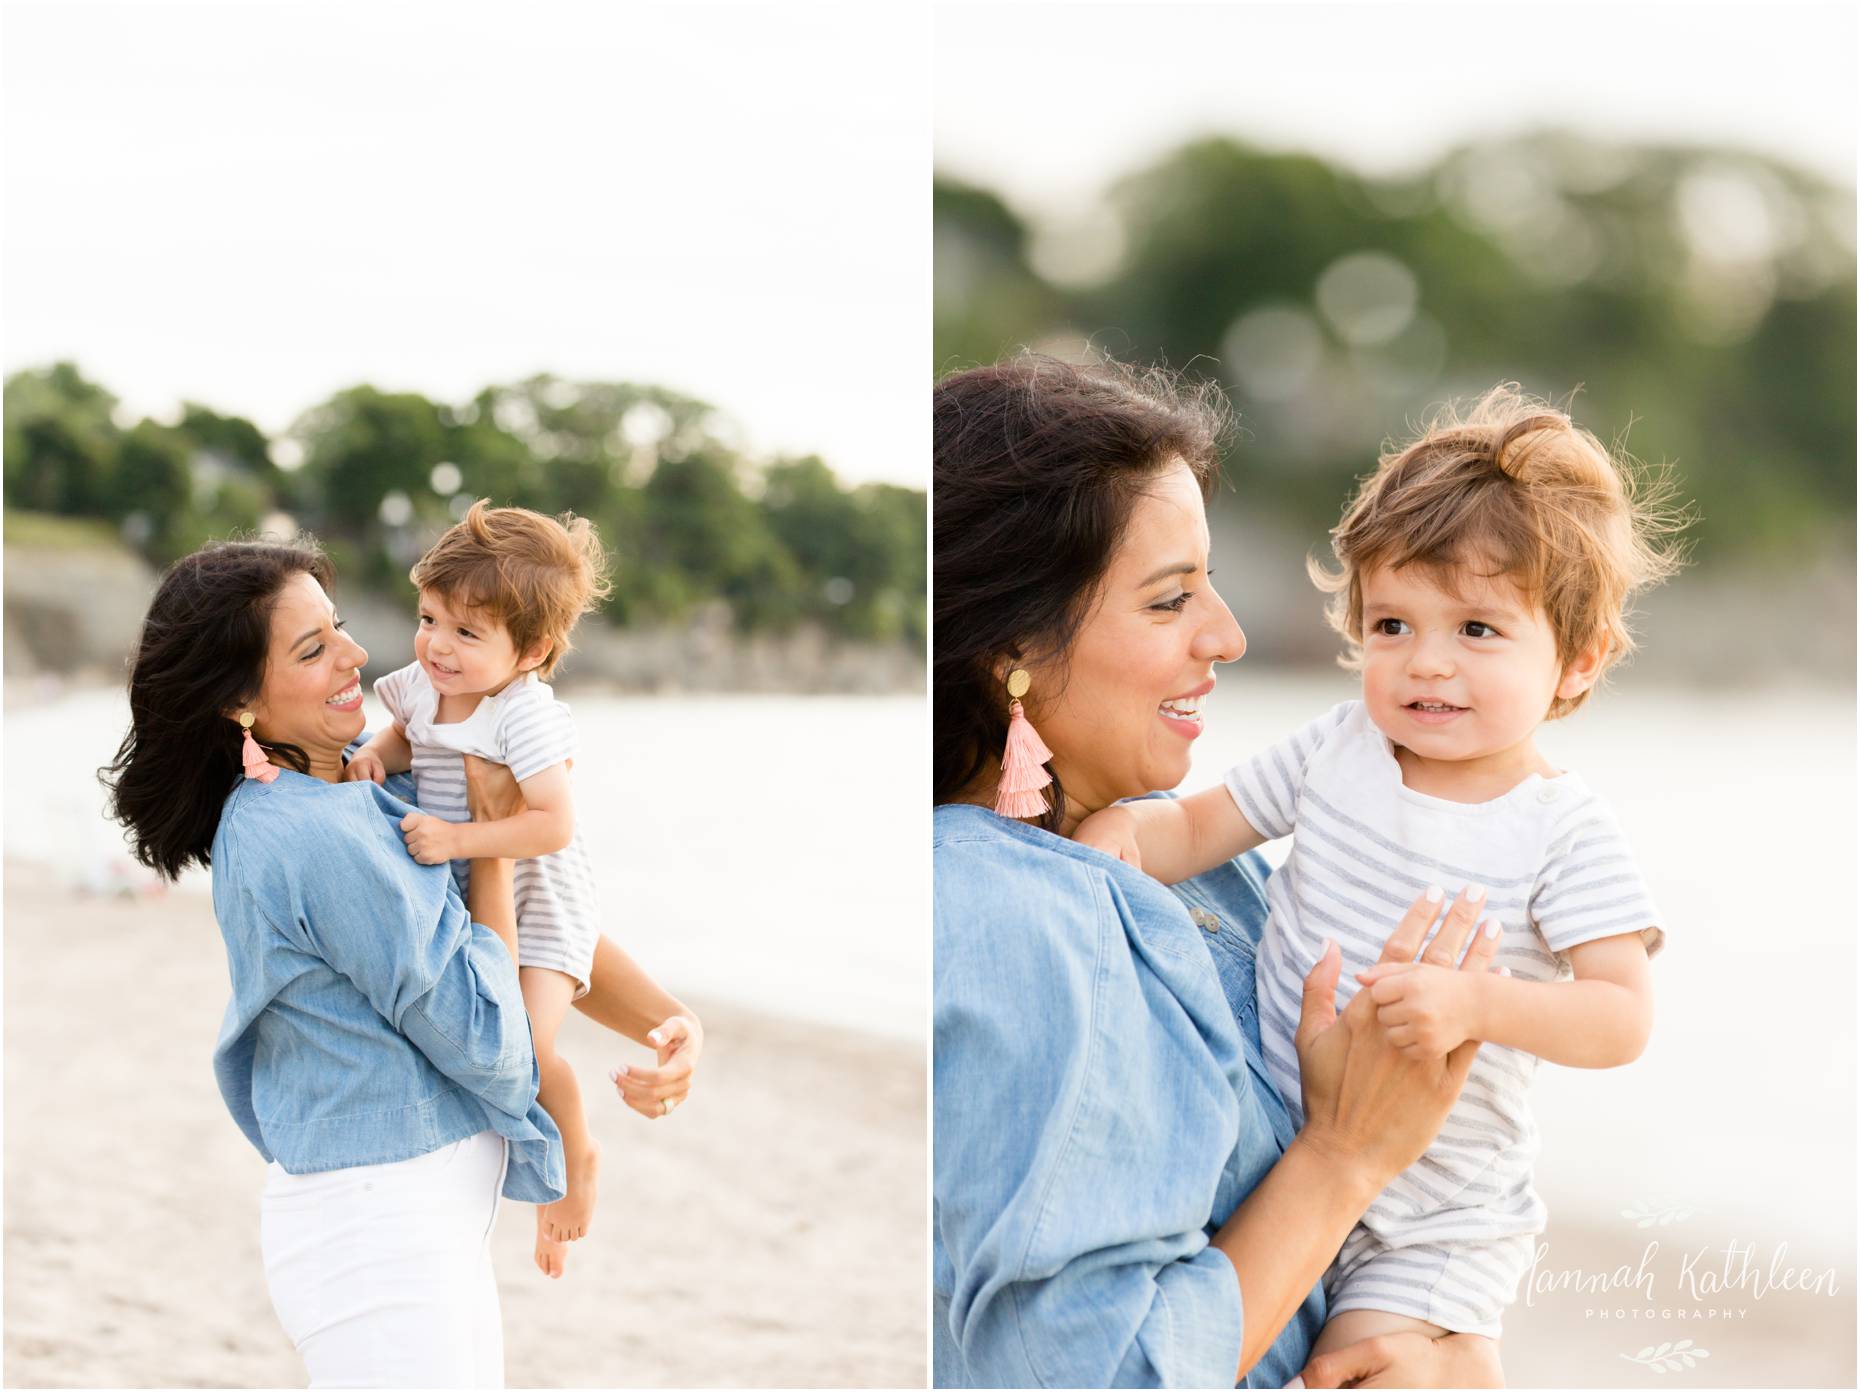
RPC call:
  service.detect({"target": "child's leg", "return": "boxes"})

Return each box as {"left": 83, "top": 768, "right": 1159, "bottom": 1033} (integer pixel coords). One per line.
{"left": 1311, "top": 1307, "right": 1450, "bottom": 1358}
{"left": 521, "top": 967, "right": 602, "bottom": 1251}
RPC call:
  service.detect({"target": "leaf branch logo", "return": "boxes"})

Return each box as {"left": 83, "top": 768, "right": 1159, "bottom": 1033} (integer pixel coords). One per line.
{"left": 1620, "top": 1339, "right": 1711, "bottom": 1373}
{"left": 1621, "top": 1199, "right": 1693, "bottom": 1228}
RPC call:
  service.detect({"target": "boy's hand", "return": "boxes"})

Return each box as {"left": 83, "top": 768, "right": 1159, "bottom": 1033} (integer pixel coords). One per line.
{"left": 1356, "top": 959, "right": 1482, "bottom": 1059}
{"left": 344, "top": 747, "right": 388, "bottom": 785}
{"left": 1073, "top": 805, "right": 1144, "bottom": 871}
{"left": 399, "top": 811, "right": 459, "bottom": 865}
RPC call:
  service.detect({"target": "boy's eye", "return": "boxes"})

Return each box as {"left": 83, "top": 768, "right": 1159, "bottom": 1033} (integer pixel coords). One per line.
{"left": 1462, "top": 621, "right": 1499, "bottom": 638}
{"left": 1372, "top": 617, "right": 1409, "bottom": 636}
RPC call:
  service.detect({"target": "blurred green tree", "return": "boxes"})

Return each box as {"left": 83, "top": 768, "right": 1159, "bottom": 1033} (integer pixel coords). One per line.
{"left": 3, "top": 362, "right": 122, "bottom": 515}
{"left": 935, "top": 132, "right": 1856, "bottom": 561}
{"left": 3, "top": 365, "right": 926, "bottom": 649}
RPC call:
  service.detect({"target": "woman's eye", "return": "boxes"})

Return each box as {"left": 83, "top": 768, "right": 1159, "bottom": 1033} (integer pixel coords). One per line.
{"left": 1152, "top": 593, "right": 1193, "bottom": 614}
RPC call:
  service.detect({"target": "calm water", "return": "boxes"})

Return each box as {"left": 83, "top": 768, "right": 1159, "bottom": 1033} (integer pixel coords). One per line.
{"left": 9, "top": 672, "right": 1854, "bottom": 1245}
{"left": 4, "top": 686, "right": 928, "bottom": 1041}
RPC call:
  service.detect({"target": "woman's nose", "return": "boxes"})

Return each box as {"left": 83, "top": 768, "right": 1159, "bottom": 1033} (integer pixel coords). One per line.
{"left": 346, "top": 634, "right": 369, "bottom": 671}
{"left": 1195, "top": 588, "right": 1246, "bottom": 664}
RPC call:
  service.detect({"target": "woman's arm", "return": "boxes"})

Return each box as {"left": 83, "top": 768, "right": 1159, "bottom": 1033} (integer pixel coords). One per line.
{"left": 577, "top": 935, "right": 704, "bottom": 1119}
{"left": 1214, "top": 886, "right": 1496, "bottom": 1379}
{"left": 460, "top": 755, "right": 702, "bottom": 1119}
{"left": 252, "top": 792, "right": 537, "bottom": 1118}
{"left": 935, "top": 856, "right": 1489, "bottom": 1388}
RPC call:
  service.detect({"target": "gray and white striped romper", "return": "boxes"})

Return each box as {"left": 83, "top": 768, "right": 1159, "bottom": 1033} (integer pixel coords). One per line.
{"left": 1225, "top": 700, "right": 1663, "bottom": 1337}
{"left": 375, "top": 661, "right": 600, "bottom": 998}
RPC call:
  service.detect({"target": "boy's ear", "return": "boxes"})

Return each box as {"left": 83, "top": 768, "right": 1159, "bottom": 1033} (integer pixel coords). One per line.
{"left": 517, "top": 639, "right": 553, "bottom": 674}
{"left": 1556, "top": 634, "right": 1609, "bottom": 701}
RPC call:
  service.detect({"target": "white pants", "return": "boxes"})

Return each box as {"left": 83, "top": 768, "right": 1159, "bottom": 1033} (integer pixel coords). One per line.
{"left": 260, "top": 1131, "right": 508, "bottom": 1389}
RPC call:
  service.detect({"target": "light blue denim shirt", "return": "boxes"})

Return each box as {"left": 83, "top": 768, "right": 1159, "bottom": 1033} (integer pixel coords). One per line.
{"left": 934, "top": 802, "right": 1324, "bottom": 1389}
{"left": 209, "top": 755, "right": 565, "bottom": 1204}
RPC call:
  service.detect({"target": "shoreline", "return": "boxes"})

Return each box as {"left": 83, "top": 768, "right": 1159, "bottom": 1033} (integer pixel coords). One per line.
{"left": 2, "top": 859, "right": 927, "bottom": 1389}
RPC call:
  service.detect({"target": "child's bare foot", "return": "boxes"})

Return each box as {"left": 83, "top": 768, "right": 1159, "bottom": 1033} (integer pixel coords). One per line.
{"left": 540, "top": 1139, "right": 601, "bottom": 1243}
{"left": 534, "top": 1208, "right": 568, "bottom": 1279}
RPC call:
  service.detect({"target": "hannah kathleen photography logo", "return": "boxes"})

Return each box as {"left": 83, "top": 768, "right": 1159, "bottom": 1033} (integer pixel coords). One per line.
{"left": 1520, "top": 1199, "right": 1844, "bottom": 1375}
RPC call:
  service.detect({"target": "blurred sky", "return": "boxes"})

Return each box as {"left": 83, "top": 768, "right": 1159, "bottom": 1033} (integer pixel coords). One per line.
{"left": 936, "top": 1, "right": 1855, "bottom": 211}
{"left": 2, "top": 1, "right": 928, "bottom": 486}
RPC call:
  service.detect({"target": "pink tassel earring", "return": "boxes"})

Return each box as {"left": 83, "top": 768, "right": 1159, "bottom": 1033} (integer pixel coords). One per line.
{"left": 239, "top": 712, "right": 279, "bottom": 783}
{"left": 994, "top": 669, "right": 1054, "bottom": 819}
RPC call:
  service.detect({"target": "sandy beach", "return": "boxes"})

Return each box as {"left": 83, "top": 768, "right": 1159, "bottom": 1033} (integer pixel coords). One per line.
{"left": 2, "top": 860, "right": 927, "bottom": 1389}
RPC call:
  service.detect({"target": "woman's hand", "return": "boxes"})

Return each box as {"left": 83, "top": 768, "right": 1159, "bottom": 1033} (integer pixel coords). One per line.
{"left": 1292, "top": 1330, "right": 1504, "bottom": 1388}
{"left": 462, "top": 753, "right": 526, "bottom": 822}
{"left": 1294, "top": 885, "right": 1496, "bottom": 1183}
{"left": 610, "top": 1013, "right": 703, "bottom": 1120}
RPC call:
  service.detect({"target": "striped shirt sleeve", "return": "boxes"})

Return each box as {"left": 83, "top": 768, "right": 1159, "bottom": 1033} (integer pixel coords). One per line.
{"left": 1531, "top": 801, "right": 1664, "bottom": 958}
{"left": 371, "top": 661, "right": 423, "bottom": 727}
{"left": 494, "top": 685, "right": 578, "bottom": 785}
{"left": 1222, "top": 701, "right": 1357, "bottom": 842}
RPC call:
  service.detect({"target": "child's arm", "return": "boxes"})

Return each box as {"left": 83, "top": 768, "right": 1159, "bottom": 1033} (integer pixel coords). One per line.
{"left": 1469, "top": 934, "right": 1653, "bottom": 1067}
{"left": 1358, "top": 930, "right": 1654, "bottom": 1068}
{"left": 1074, "top": 785, "right": 1268, "bottom": 884}
{"left": 342, "top": 722, "right": 413, "bottom": 784}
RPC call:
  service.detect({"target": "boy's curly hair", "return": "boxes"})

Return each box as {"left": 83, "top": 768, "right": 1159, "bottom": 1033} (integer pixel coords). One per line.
{"left": 409, "top": 500, "right": 613, "bottom": 678}
{"left": 1310, "top": 384, "right": 1688, "bottom": 719}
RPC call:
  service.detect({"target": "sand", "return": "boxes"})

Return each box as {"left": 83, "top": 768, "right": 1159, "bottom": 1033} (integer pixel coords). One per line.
{"left": 2, "top": 860, "right": 927, "bottom": 1389}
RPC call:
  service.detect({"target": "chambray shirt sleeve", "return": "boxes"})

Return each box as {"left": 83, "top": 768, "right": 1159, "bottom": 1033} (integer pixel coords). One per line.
{"left": 242, "top": 789, "right": 536, "bottom": 1118}
{"left": 936, "top": 858, "right": 1245, "bottom": 1388}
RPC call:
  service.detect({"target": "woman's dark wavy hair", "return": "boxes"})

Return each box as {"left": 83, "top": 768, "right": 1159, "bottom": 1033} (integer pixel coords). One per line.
{"left": 934, "top": 354, "right": 1231, "bottom": 830}
{"left": 101, "top": 540, "right": 335, "bottom": 881}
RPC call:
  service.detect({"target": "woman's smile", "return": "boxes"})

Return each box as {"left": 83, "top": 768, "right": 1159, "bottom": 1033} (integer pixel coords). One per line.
{"left": 325, "top": 678, "right": 364, "bottom": 711}
{"left": 1157, "top": 678, "right": 1214, "bottom": 739}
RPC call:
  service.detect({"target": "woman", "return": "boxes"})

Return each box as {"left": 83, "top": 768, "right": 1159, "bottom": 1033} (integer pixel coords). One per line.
{"left": 103, "top": 539, "right": 701, "bottom": 1388}
{"left": 933, "top": 357, "right": 1504, "bottom": 1388}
